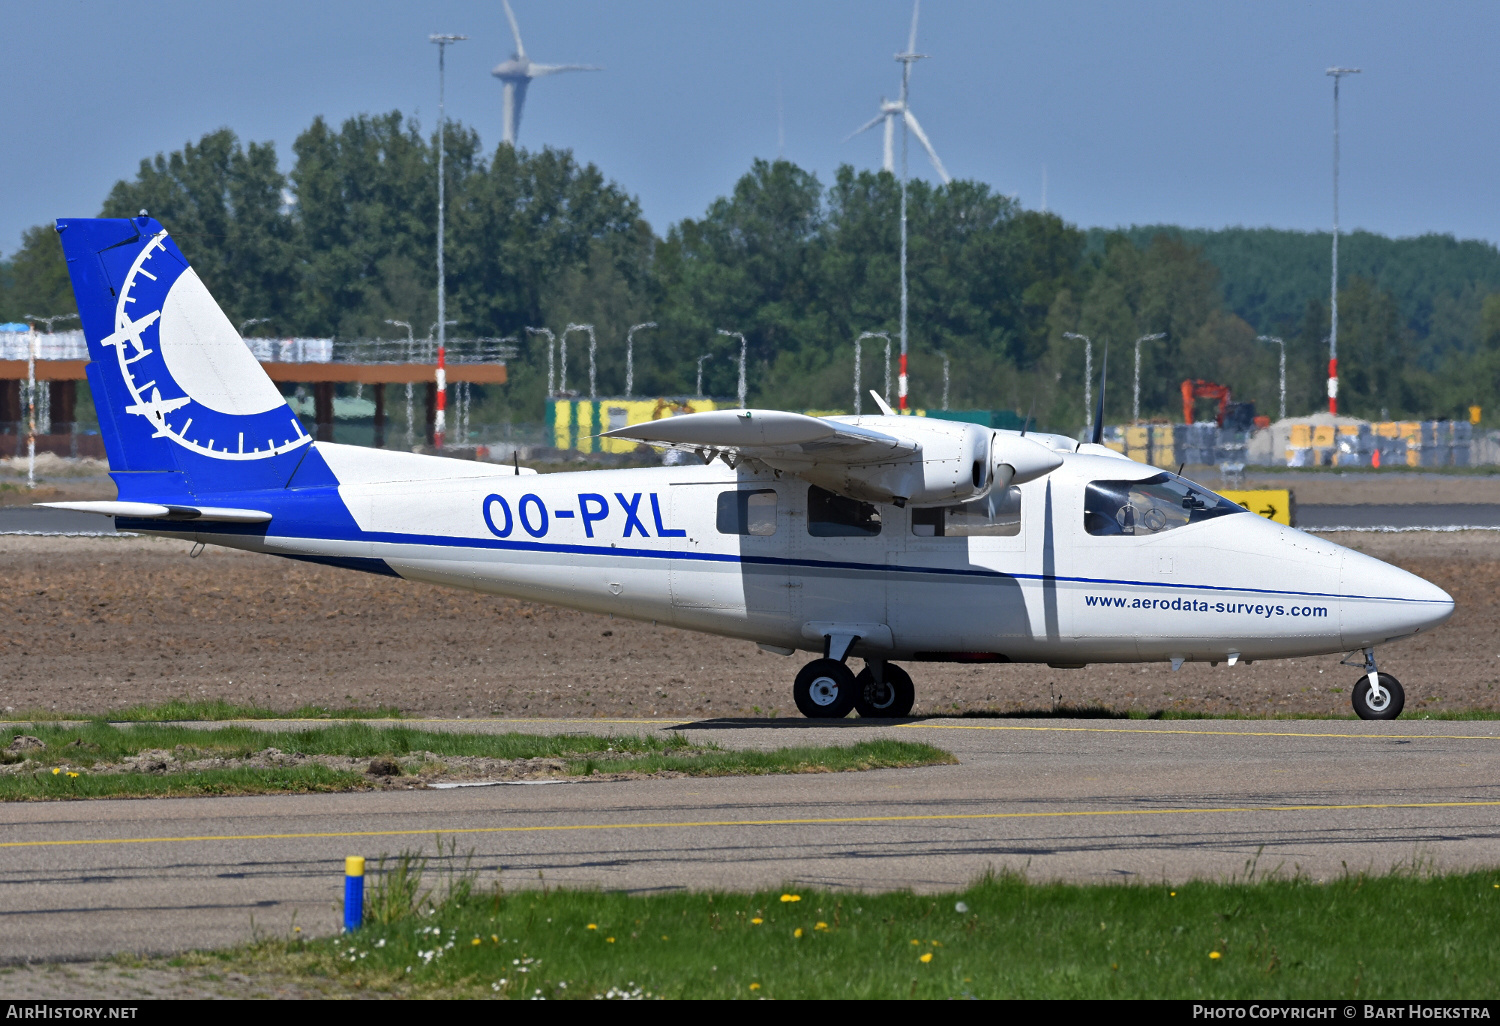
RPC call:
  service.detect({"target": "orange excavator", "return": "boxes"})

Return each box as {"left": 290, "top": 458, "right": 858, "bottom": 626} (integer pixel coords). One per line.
{"left": 1181, "top": 379, "right": 1232, "bottom": 426}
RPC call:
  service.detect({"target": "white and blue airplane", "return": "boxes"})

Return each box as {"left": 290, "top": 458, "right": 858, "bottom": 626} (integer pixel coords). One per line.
{"left": 45, "top": 216, "right": 1452, "bottom": 720}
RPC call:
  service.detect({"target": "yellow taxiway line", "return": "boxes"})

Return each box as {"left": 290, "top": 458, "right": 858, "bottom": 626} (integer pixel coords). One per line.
{"left": 6, "top": 799, "right": 1500, "bottom": 851}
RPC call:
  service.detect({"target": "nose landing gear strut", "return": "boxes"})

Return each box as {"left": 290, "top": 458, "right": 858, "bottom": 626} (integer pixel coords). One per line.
{"left": 1345, "top": 648, "right": 1405, "bottom": 720}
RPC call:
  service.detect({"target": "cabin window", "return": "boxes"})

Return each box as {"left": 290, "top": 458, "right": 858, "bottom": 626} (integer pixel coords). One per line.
{"left": 807, "top": 485, "right": 882, "bottom": 537}
{"left": 1083, "top": 473, "right": 1245, "bottom": 536}
{"left": 716, "top": 489, "right": 778, "bottom": 536}
{"left": 911, "top": 486, "right": 1022, "bottom": 537}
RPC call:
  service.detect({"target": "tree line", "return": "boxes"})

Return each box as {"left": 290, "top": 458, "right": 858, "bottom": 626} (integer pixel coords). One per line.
{"left": 4, "top": 112, "right": 1500, "bottom": 431}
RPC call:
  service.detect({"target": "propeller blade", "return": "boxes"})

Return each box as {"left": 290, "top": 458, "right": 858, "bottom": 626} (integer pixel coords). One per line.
{"left": 844, "top": 111, "right": 887, "bottom": 142}
{"left": 902, "top": 109, "right": 950, "bottom": 183}
{"left": 502, "top": 0, "right": 526, "bottom": 58}
{"left": 1091, "top": 345, "right": 1109, "bottom": 446}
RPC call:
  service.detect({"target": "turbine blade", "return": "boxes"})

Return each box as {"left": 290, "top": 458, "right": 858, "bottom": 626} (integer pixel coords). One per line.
{"left": 907, "top": 0, "right": 921, "bottom": 52}
{"left": 527, "top": 63, "right": 603, "bottom": 78}
{"left": 503, "top": 0, "right": 526, "bottom": 57}
{"left": 844, "top": 112, "right": 887, "bottom": 142}
{"left": 903, "top": 109, "right": 950, "bottom": 183}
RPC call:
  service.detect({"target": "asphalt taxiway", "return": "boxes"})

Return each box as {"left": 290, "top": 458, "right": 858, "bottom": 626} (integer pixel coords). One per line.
{"left": 2, "top": 716, "right": 1498, "bottom": 962}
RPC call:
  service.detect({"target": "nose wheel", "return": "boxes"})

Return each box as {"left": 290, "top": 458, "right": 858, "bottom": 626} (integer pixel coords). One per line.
{"left": 1348, "top": 648, "right": 1405, "bottom": 720}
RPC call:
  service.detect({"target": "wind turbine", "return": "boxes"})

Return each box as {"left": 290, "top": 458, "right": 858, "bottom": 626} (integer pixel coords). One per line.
{"left": 845, "top": 2, "right": 950, "bottom": 184}
{"left": 491, "top": 0, "right": 601, "bottom": 147}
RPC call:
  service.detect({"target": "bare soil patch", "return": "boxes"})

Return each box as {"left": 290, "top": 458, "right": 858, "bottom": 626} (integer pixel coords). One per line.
{"left": 0, "top": 531, "right": 1495, "bottom": 720}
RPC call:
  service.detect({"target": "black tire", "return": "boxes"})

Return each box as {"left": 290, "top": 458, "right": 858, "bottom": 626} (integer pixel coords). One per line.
{"left": 793, "top": 659, "right": 858, "bottom": 718}
{"left": 1352, "top": 672, "right": 1405, "bottom": 720}
{"left": 853, "top": 663, "right": 916, "bottom": 718}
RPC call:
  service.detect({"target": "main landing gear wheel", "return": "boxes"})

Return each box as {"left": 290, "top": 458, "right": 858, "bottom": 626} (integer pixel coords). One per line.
{"left": 1353, "top": 672, "right": 1405, "bottom": 720}
{"left": 853, "top": 663, "right": 915, "bottom": 718}
{"left": 793, "top": 659, "right": 858, "bottom": 718}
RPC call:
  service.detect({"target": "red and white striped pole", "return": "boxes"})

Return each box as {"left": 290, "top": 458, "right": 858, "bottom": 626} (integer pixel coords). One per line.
{"left": 434, "top": 345, "right": 447, "bottom": 449}
{"left": 1327, "top": 357, "right": 1338, "bottom": 416}
{"left": 898, "top": 353, "right": 908, "bottom": 412}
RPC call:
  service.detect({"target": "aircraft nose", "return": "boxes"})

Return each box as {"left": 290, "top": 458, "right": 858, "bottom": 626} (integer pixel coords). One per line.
{"left": 1340, "top": 548, "right": 1454, "bottom": 648}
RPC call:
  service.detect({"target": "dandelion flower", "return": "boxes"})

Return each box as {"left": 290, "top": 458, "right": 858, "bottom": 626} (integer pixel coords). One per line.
{"left": 293, "top": 927, "right": 302, "bottom": 933}
{"left": 751, "top": 918, "right": 763, "bottom": 925}
{"left": 587, "top": 923, "right": 597, "bottom": 930}
{"left": 491, "top": 935, "right": 499, "bottom": 943}
{"left": 911, "top": 939, "right": 920, "bottom": 946}
{"left": 1169, "top": 891, "right": 1176, "bottom": 897}
{"left": 1209, "top": 951, "right": 1222, "bottom": 960}
{"left": 472, "top": 938, "right": 482, "bottom": 946}
{"left": 920, "top": 953, "right": 933, "bottom": 963}
{"left": 51, "top": 767, "right": 60, "bottom": 775}
{"left": 794, "top": 928, "right": 803, "bottom": 939}
{"left": 66, "top": 772, "right": 79, "bottom": 778}
{"left": 661, "top": 935, "right": 669, "bottom": 941}
{"left": 606, "top": 937, "right": 615, "bottom": 943}
{"left": 815, "top": 922, "right": 828, "bottom": 931}
{"left": 749, "top": 983, "right": 760, "bottom": 991}
{"left": 780, "top": 894, "right": 800, "bottom": 903}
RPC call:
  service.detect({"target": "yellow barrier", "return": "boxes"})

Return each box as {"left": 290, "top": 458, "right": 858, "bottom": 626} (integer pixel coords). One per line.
{"left": 1219, "top": 489, "right": 1293, "bottom": 527}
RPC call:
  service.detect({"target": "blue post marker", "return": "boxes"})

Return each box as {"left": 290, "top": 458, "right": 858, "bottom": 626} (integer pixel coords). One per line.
{"left": 344, "top": 856, "right": 365, "bottom": 932}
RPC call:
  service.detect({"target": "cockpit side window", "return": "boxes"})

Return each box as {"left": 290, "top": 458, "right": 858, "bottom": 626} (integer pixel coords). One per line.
{"left": 1083, "top": 473, "right": 1245, "bottom": 536}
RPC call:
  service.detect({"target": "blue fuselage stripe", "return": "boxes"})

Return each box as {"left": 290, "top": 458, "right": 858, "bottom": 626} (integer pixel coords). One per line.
{"left": 135, "top": 519, "right": 1444, "bottom": 607}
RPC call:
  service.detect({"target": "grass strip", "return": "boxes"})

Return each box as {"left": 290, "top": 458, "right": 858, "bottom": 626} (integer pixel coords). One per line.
{"left": 159, "top": 866, "right": 1500, "bottom": 999}
{"left": 568, "top": 739, "right": 954, "bottom": 777}
{"left": 0, "top": 700, "right": 405, "bottom": 722}
{"left": 957, "top": 705, "right": 1500, "bottom": 721}
{"left": 0, "top": 765, "right": 366, "bottom": 801}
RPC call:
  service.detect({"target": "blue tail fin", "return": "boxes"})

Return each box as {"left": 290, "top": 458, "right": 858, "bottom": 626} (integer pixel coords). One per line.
{"left": 57, "top": 216, "right": 311, "bottom": 500}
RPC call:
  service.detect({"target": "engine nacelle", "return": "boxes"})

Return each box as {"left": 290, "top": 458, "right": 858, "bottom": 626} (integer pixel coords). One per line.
{"left": 798, "top": 418, "right": 1017, "bottom": 507}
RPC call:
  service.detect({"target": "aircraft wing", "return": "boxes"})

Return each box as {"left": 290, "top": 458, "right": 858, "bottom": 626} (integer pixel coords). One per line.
{"left": 601, "top": 409, "right": 916, "bottom": 465}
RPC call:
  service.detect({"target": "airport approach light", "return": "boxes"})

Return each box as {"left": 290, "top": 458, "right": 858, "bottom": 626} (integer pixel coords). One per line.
{"left": 625, "top": 323, "right": 656, "bottom": 398}
{"left": 718, "top": 329, "right": 748, "bottom": 409}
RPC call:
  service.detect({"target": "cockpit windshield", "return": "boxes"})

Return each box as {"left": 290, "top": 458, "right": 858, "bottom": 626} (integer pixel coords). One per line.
{"left": 1083, "top": 472, "right": 1245, "bottom": 536}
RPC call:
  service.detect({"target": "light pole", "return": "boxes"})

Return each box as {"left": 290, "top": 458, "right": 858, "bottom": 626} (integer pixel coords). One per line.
{"left": 854, "top": 331, "right": 890, "bottom": 415}
{"left": 625, "top": 322, "right": 655, "bottom": 398}
{"left": 526, "top": 327, "right": 557, "bottom": 396}
{"left": 1327, "top": 66, "right": 1359, "bottom": 416}
{"left": 894, "top": 33, "right": 928, "bottom": 413}
{"left": 431, "top": 33, "right": 467, "bottom": 446}
{"left": 387, "top": 319, "right": 416, "bottom": 446}
{"left": 717, "top": 329, "right": 747, "bottom": 409}
{"left": 1063, "top": 332, "right": 1093, "bottom": 429}
{"left": 565, "top": 323, "right": 598, "bottom": 400}
{"left": 695, "top": 353, "right": 712, "bottom": 398}
{"left": 1132, "top": 333, "right": 1165, "bottom": 423}
{"left": 24, "top": 313, "right": 78, "bottom": 334}
{"left": 935, "top": 350, "right": 950, "bottom": 410}
{"left": 1257, "top": 335, "right": 1287, "bottom": 422}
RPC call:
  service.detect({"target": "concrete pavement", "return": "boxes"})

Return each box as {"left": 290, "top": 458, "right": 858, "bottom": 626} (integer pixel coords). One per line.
{"left": 2, "top": 716, "right": 1498, "bottom": 962}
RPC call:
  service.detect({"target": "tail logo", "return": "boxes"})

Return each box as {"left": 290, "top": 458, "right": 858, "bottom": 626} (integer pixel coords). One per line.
{"left": 101, "top": 230, "right": 310, "bottom": 462}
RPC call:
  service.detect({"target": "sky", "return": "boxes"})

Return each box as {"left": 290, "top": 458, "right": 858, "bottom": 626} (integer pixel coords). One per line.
{"left": 4, "top": 0, "right": 1499, "bottom": 258}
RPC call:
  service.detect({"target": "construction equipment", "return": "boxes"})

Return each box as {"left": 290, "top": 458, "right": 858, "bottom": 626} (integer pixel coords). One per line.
{"left": 1181, "top": 380, "right": 1231, "bottom": 426}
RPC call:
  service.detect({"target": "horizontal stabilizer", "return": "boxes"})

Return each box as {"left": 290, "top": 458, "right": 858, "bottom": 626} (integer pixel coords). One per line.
{"left": 37, "top": 501, "right": 272, "bottom": 524}
{"left": 602, "top": 409, "right": 915, "bottom": 464}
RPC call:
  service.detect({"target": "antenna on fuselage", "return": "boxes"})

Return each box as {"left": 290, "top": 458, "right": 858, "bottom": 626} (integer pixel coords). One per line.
{"left": 1090, "top": 345, "right": 1108, "bottom": 446}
